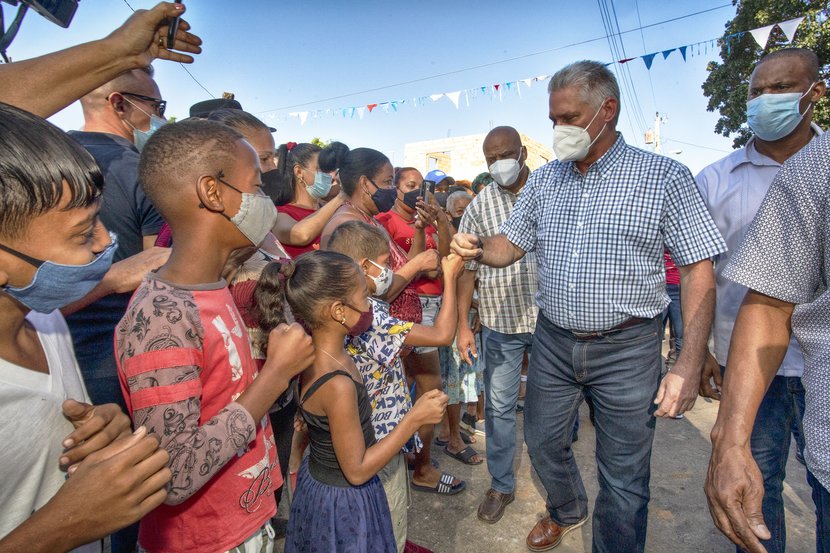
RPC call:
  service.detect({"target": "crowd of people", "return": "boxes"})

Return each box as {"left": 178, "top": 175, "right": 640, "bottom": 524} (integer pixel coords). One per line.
{"left": 0, "top": 3, "right": 829, "bottom": 553}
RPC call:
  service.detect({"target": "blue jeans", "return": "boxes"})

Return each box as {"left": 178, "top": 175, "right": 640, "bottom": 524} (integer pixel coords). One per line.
{"left": 809, "top": 472, "right": 830, "bottom": 553}
{"left": 734, "top": 373, "right": 812, "bottom": 553}
{"left": 524, "top": 313, "right": 661, "bottom": 553}
{"left": 481, "top": 326, "right": 532, "bottom": 494}
{"left": 662, "top": 283, "right": 682, "bottom": 353}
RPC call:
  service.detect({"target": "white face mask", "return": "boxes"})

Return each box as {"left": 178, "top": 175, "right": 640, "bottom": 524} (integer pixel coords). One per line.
{"left": 488, "top": 150, "right": 525, "bottom": 188}
{"left": 552, "top": 103, "right": 607, "bottom": 162}
{"left": 366, "top": 259, "right": 393, "bottom": 297}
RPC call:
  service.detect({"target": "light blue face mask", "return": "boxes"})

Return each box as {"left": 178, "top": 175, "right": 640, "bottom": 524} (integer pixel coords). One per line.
{"left": 306, "top": 171, "right": 333, "bottom": 200}
{"left": 133, "top": 115, "right": 167, "bottom": 152}
{"left": 746, "top": 83, "right": 816, "bottom": 142}
{"left": 123, "top": 98, "right": 167, "bottom": 152}
{"left": 0, "top": 234, "right": 118, "bottom": 313}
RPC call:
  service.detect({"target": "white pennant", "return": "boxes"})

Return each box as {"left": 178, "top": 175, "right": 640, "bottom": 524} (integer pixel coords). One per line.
{"left": 357, "top": 106, "right": 366, "bottom": 119}
{"left": 520, "top": 78, "right": 533, "bottom": 89}
{"left": 298, "top": 111, "right": 309, "bottom": 125}
{"left": 446, "top": 91, "right": 461, "bottom": 109}
{"left": 749, "top": 24, "right": 776, "bottom": 48}
{"left": 464, "top": 90, "right": 470, "bottom": 107}
{"left": 430, "top": 93, "right": 444, "bottom": 102}
{"left": 777, "top": 17, "right": 805, "bottom": 43}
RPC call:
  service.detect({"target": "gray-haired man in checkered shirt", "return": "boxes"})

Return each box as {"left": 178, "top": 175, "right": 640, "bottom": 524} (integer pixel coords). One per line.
{"left": 451, "top": 60, "right": 725, "bottom": 553}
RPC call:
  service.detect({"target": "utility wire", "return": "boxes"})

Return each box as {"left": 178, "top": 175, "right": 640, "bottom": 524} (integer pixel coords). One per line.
{"left": 663, "top": 136, "right": 731, "bottom": 153}
{"left": 635, "top": 0, "right": 658, "bottom": 110}
{"left": 256, "top": 3, "right": 733, "bottom": 114}
{"left": 120, "top": 0, "right": 215, "bottom": 98}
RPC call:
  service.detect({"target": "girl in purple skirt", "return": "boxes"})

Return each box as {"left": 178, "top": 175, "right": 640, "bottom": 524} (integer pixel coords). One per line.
{"left": 255, "top": 251, "right": 448, "bottom": 553}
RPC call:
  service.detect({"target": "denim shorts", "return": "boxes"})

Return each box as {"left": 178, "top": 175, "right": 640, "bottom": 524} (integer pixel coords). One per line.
{"left": 413, "top": 295, "right": 441, "bottom": 354}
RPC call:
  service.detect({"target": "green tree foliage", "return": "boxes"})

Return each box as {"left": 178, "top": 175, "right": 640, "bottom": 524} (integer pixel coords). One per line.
{"left": 310, "top": 137, "right": 330, "bottom": 148}
{"left": 702, "top": 1, "right": 829, "bottom": 148}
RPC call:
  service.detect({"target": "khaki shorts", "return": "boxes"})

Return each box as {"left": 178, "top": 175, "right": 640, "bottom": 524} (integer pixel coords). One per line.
{"left": 378, "top": 451, "right": 409, "bottom": 553}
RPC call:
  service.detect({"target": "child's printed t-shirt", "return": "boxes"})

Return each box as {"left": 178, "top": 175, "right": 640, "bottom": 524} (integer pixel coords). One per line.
{"left": 115, "top": 273, "right": 279, "bottom": 553}
{"left": 346, "top": 299, "right": 420, "bottom": 449}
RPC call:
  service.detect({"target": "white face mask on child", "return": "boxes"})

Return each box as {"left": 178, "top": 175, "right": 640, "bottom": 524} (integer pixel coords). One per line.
{"left": 366, "top": 260, "right": 393, "bottom": 297}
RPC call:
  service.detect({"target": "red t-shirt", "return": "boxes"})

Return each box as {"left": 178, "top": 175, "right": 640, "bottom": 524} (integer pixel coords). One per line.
{"left": 116, "top": 275, "right": 279, "bottom": 553}
{"left": 277, "top": 204, "right": 321, "bottom": 258}
{"left": 664, "top": 250, "right": 680, "bottom": 286}
{"left": 376, "top": 210, "right": 443, "bottom": 296}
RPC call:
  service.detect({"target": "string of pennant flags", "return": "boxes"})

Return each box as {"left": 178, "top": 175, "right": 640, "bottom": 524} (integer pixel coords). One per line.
{"left": 262, "top": 16, "right": 806, "bottom": 126}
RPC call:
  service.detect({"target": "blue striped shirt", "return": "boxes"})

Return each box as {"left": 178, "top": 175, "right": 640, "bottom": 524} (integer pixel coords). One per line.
{"left": 501, "top": 134, "right": 726, "bottom": 331}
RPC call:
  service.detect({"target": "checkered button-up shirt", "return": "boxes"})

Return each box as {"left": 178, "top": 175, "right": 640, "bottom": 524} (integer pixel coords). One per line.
{"left": 723, "top": 131, "right": 830, "bottom": 491}
{"left": 501, "top": 133, "right": 725, "bottom": 331}
{"left": 459, "top": 182, "right": 538, "bottom": 334}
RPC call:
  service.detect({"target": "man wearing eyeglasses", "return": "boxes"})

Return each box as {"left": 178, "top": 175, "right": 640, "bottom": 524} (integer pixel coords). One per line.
{"left": 64, "top": 66, "right": 170, "bottom": 553}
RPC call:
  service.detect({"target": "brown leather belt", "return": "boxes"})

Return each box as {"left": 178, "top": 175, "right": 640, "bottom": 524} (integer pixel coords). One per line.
{"left": 569, "top": 317, "right": 653, "bottom": 340}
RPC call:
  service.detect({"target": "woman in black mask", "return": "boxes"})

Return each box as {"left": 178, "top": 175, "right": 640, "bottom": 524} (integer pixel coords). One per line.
{"left": 320, "top": 147, "right": 439, "bottom": 321}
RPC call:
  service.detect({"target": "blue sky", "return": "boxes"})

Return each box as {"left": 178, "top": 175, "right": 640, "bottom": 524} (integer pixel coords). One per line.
{"left": 6, "top": 0, "right": 748, "bottom": 174}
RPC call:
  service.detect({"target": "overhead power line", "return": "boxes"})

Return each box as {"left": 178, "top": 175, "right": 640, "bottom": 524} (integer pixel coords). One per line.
{"left": 255, "top": 3, "right": 733, "bottom": 114}
{"left": 120, "top": 0, "right": 215, "bottom": 98}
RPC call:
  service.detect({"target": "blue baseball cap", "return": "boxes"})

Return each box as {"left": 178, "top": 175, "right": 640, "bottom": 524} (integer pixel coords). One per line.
{"left": 425, "top": 169, "right": 455, "bottom": 187}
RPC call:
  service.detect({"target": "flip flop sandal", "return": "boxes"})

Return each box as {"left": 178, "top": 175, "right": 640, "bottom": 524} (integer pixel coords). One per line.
{"left": 461, "top": 431, "right": 475, "bottom": 445}
{"left": 443, "top": 445, "right": 483, "bottom": 465}
{"left": 411, "top": 472, "right": 466, "bottom": 495}
{"left": 434, "top": 437, "right": 449, "bottom": 447}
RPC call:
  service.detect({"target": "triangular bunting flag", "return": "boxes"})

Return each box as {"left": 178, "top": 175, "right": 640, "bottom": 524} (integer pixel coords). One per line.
{"left": 618, "top": 57, "right": 636, "bottom": 64}
{"left": 298, "top": 112, "right": 308, "bottom": 125}
{"left": 341, "top": 108, "right": 347, "bottom": 118}
{"left": 430, "top": 94, "right": 444, "bottom": 102}
{"left": 357, "top": 106, "right": 366, "bottom": 119}
{"left": 679, "top": 46, "right": 687, "bottom": 61}
{"left": 535, "top": 75, "right": 549, "bottom": 81}
{"left": 521, "top": 78, "right": 533, "bottom": 88}
{"left": 661, "top": 48, "right": 675, "bottom": 60}
{"left": 778, "top": 16, "right": 805, "bottom": 43}
{"left": 505, "top": 82, "right": 513, "bottom": 91}
{"left": 349, "top": 107, "right": 356, "bottom": 118}
{"left": 391, "top": 101, "right": 398, "bottom": 112}
{"left": 642, "top": 53, "right": 658, "bottom": 70}
{"left": 367, "top": 103, "right": 378, "bottom": 112}
{"left": 464, "top": 90, "right": 470, "bottom": 107}
{"left": 494, "top": 84, "right": 500, "bottom": 91}
{"left": 749, "top": 24, "right": 776, "bottom": 48}
{"left": 446, "top": 91, "right": 461, "bottom": 109}
{"left": 381, "top": 103, "right": 390, "bottom": 113}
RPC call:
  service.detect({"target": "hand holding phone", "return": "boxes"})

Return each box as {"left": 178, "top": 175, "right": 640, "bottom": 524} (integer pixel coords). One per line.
{"left": 167, "top": 1, "right": 183, "bottom": 48}
{"left": 420, "top": 179, "right": 435, "bottom": 200}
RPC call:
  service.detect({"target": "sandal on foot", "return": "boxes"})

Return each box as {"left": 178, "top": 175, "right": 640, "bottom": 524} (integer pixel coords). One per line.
{"left": 443, "top": 445, "right": 483, "bottom": 465}
{"left": 411, "top": 472, "right": 466, "bottom": 495}
{"left": 434, "top": 437, "right": 449, "bottom": 447}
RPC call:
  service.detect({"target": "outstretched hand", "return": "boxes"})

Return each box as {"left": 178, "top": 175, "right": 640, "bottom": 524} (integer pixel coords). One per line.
{"left": 106, "top": 2, "right": 202, "bottom": 67}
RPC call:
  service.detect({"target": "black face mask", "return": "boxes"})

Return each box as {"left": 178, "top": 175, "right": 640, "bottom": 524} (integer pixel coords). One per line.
{"left": 261, "top": 168, "right": 293, "bottom": 206}
{"left": 402, "top": 189, "right": 420, "bottom": 210}
{"left": 451, "top": 216, "right": 463, "bottom": 230}
{"left": 370, "top": 181, "right": 397, "bottom": 213}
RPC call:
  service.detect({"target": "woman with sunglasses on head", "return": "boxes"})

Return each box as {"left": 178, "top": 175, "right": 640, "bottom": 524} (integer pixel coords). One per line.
{"left": 270, "top": 142, "right": 346, "bottom": 258}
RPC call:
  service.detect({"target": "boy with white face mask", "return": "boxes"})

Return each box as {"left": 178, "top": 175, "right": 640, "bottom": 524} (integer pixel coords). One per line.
{"left": 115, "top": 120, "right": 315, "bottom": 553}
